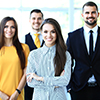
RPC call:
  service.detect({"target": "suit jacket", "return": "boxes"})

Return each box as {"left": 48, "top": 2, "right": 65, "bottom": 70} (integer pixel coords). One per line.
{"left": 66, "top": 27, "right": 100, "bottom": 92}
{"left": 25, "top": 33, "right": 44, "bottom": 51}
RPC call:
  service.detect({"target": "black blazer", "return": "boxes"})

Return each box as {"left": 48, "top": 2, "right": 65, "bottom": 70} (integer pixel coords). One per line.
{"left": 25, "top": 33, "right": 44, "bottom": 51}
{"left": 66, "top": 27, "right": 100, "bottom": 91}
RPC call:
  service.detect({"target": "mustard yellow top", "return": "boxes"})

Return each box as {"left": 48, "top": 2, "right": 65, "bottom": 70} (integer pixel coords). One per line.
{"left": 0, "top": 43, "right": 30, "bottom": 100}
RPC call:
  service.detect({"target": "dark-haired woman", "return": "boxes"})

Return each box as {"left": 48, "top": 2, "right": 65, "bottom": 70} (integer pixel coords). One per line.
{"left": 26, "top": 18, "right": 71, "bottom": 100}
{"left": 0, "top": 17, "right": 30, "bottom": 100}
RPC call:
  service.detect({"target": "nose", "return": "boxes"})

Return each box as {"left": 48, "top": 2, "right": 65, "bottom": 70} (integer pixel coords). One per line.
{"left": 7, "top": 27, "right": 11, "bottom": 32}
{"left": 47, "top": 32, "right": 51, "bottom": 37}
{"left": 89, "top": 12, "right": 93, "bottom": 17}
{"left": 35, "top": 19, "right": 38, "bottom": 23}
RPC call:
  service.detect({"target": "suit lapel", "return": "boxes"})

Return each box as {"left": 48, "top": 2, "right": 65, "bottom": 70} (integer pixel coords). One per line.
{"left": 92, "top": 27, "right": 100, "bottom": 61}
{"left": 80, "top": 27, "right": 90, "bottom": 58}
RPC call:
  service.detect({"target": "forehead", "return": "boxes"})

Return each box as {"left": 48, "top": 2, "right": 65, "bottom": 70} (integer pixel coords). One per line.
{"left": 5, "top": 20, "right": 15, "bottom": 25}
{"left": 83, "top": 6, "right": 97, "bottom": 12}
{"left": 31, "top": 12, "right": 42, "bottom": 18}
{"left": 43, "top": 23, "right": 54, "bottom": 29}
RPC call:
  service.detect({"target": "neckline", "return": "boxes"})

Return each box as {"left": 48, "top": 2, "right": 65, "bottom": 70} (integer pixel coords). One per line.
{"left": 4, "top": 45, "right": 13, "bottom": 47}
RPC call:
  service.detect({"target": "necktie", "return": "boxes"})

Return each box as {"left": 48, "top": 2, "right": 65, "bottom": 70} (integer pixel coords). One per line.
{"left": 34, "top": 33, "right": 40, "bottom": 48}
{"left": 89, "top": 30, "right": 93, "bottom": 59}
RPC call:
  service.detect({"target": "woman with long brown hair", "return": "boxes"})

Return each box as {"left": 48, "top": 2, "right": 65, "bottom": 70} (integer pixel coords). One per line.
{"left": 0, "top": 16, "right": 30, "bottom": 100}
{"left": 26, "top": 18, "right": 71, "bottom": 100}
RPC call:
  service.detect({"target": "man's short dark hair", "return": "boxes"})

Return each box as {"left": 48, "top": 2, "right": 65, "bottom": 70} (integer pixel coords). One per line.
{"left": 82, "top": 1, "right": 98, "bottom": 12}
{"left": 30, "top": 9, "right": 43, "bottom": 18}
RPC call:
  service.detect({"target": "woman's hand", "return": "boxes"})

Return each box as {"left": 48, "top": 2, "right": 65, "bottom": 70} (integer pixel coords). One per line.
{"left": 26, "top": 73, "right": 43, "bottom": 82}
{"left": 0, "top": 91, "right": 10, "bottom": 100}
{"left": 60, "top": 70, "right": 65, "bottom": 76}
{"left": 9, "top": 91, "right": 19, "bottom": 100}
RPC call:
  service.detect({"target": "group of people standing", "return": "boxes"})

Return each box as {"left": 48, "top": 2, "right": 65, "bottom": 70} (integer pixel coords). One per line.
{"left": 0, "top": 1, "right": 100, "bottom": 100}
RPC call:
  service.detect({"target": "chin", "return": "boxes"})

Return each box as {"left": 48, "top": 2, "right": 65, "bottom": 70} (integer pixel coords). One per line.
{"left": 33, "top": 27, "right": 39, "bottom": 30}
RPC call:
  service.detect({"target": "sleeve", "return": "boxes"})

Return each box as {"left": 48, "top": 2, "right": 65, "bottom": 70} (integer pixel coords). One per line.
{"left": 43, "top": 51, "right": 71, "bottom": 87}
{"left": 26, "top": 52, "right": 46, "bottom": 88}
{"left": 66, "top": 33, "right": 72, "bottom": 55}
{"left": 22, "top": 44, "right": 30, "bottom": 67}
{"left": 66, "top": 33, "right": 74, "bottom": 90}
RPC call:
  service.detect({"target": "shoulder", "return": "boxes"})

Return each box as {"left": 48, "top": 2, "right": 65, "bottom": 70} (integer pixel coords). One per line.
{"left": 25, "top": 33, "right": 30, "bottom": 36}
{"left": 66, "top": 51, "right": 71, "bottom": 58}
{"left": 67, "top": 27, "right": 83, "bottom": 41}
{"left": 28, "top": 48, "right": 43, "bottom": 63}
{"left": 68, "top": 27, "right": 83, "bottom": 36}
{"left": 29, "top": 47, "right": 42, "bottom": 57}
{"left": 98, "top": 26, "right": 100, "bottom": 28}
{"left": 98, "top": 26, "right": 100, "bottom": 30}
{"left": 21, "top": 43, "right": 30, "bottom": 51}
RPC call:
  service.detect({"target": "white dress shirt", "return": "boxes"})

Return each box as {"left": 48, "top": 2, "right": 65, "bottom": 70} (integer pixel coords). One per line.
{"left": 83, "top": 25, "right": 98, "bottom": 83}
{"left": 26, "top": 44, "right": 71, "bottom": 100}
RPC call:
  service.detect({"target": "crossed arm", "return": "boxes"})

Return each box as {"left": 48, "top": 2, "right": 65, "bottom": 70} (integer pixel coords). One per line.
{"left": 26, "top": 70, "right": 65, "bottom": 89}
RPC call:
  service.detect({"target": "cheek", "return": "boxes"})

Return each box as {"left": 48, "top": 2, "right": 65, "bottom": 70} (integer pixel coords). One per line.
{"left": 42, "top": 33, "right": 47, "bottom": 39}
{"left": 53, "top": 34, "right": 57, "bottom": 39}
{"left": 82, "top": 14, "right": 87, "bottom": 19}
{"left": 39, "top": 20, "right": 42, "bottom": 23}
{"left": 4, "top": 29, "right": 6, "bottom": 35}
{"left": 94, "top": 14, "right": 98, "bottom": 18}
{"left": 43, "top": 35, "right": 47, "bottom": 39}
{"left": 13, "top": 29, "right": 16, "bottom": 33}
{"left": 31, "top": 20, "right": 35, "bottom": 24}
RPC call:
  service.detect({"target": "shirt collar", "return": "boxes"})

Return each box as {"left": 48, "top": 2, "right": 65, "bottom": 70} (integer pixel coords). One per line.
{"left": 30, "top": 29, "right": 41, "bottom": 36}
{"left": 84, "top": 25, "right": 98, "bottom": 34}
{"left": 42, "top": 44, "right": 56, "bottom": 55}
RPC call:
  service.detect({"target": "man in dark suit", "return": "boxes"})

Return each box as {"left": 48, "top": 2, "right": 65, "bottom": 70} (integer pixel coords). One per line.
{"left": 66, "top": 1, "right": 100, "bottom": 100}
{"left": 25, "top": 9, "right": 44, "bottom": 100}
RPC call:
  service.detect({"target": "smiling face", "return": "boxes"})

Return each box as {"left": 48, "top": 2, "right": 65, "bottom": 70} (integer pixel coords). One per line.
{"left": 41, "top": 23, "right": 57, "bottom": 47}
{"left": 29, "top": 12, "right": 43, "bottom": 32}
{"left": 4, "top": 20, "right": 15, "bottom": 41}
{"left": 81, "top": 6, "right": 99, "bottom": 28}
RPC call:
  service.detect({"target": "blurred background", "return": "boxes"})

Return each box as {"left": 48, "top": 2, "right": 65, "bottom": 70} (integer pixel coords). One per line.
{"left": 0, "top": 0, "right": 100, "bottom": 99}
{"left": 0, "top": 0, "right": 100, "bottom": 41}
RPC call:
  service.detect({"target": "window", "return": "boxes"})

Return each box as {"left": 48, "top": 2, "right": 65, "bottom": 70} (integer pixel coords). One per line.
{"left": 0, "top": 0, "right": 100, "bottom": 41}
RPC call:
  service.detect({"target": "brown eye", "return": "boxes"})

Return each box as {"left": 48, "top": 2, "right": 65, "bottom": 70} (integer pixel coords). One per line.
{"left": 44, "top": 30, "right": 48, "bottom": 33}
{"left": 85, "top": 12, "right": 89, "bottom": 14}
{"left": 32, "top": 18, "right": 35, "bottom": 20}
{"left": 92, "top": 11, "right": 96, "bottom": 14}
{"left": 51, "top": 30, "right": 55, "bottom": 33}
{"left": 11, "top": 26, "right": 15, "bottom": 29}
{"left": 4, "top": 25, "right": 8, "bottom": 28}
{"left": 38, "top": 17, "right": 42, "bottom": 20}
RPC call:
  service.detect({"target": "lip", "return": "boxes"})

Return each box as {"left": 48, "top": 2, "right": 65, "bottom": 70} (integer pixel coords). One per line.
{"left": 6, "top": 32, "right": 12, "bottom": 36}
{"left": 34, "top": 24, "right": 40, "bottom": 27}
{"left": 87, "top": 17, "right": 95, "bottom": 21}
{"left": 35, "top": 23, "right": 39, "bottom": 25}
{"left": 89, "top": 18, "right": 94, "bottom": 20}
{"left": 88, "top": 18, "right": 94, "bottom": 22}
{"left": 46, "top": 38, "right": 52, "bottom": 41}
{"left": 34, "top": 23, "right": 40, "bottom": 26}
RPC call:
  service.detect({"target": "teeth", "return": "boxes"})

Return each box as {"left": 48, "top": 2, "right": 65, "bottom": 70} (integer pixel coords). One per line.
{"left": 6, "top": 33, "right": 12, "bottom": 35}
{"left": 35, "top": 24, "right": 39, "bottom": 26}
{"left": 47, "top": 39, "right": 52, "bottom": 41}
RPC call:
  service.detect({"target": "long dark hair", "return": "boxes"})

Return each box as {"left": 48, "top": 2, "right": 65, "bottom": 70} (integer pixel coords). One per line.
{"left": 40, "top": 18, "right": 67, "bottom": 76}
{"left": 0, "top": 16, "right": 25, "bottom": 69}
